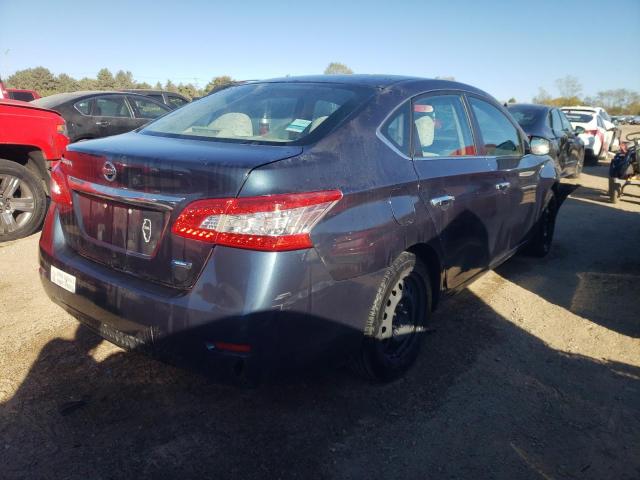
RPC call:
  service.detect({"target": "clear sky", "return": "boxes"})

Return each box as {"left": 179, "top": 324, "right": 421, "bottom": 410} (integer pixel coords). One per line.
{"left": 1, "top": 0, "right": 638, "bottom": 101}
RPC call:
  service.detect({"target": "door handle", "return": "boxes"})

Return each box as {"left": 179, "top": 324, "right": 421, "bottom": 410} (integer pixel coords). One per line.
{"left": 430, "top": 195, "right": 455, "bottom": 208}
{"left": 495, "top": 182, "right": 510, "bottom": 191}
{"left": 96, "top": 120, "right": 110, "bottom": 127}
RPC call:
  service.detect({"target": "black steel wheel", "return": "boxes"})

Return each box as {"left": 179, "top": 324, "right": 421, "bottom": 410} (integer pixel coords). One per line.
{"left": 525, "top": 193, "right": 558, "bottom": 257}
{"left": 354, "top": 251, "right": 431, "bottom": 382}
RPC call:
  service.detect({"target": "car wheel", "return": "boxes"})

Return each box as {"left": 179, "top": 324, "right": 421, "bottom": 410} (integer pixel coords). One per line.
{"left": 569, "top": 157, "right": 583, "bottom": 179}
{"left": 608, "top": 178, "right": 621, "bottom": 204}
{"left": 353, "top": 251, "right": 431, "bottom": 382}
{"left": 525, "top": 193, "right": 557, "bottom": 257}
{"left": 0, "top": 159, "right": 47, "bottom": 242}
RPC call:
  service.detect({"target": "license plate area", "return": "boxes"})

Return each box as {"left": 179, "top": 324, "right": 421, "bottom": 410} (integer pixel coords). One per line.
{"left": 74, "top": 192, "right": 167, "bottom": 258}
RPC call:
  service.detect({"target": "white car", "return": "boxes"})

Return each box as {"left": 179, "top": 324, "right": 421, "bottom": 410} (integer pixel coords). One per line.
{"left": 561, "top": 106, "right": 619, "bottom": 163}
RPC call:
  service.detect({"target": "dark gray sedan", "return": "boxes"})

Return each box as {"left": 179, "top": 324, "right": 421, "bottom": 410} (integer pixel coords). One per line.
{"left": 32, "top": 91, "right": 171, "bottom": 143}
{"left": 508, "top": 103, "right": 585, "bottom": 178}
{"left": 39, "top": 76, "right": 560, "bottom": 383}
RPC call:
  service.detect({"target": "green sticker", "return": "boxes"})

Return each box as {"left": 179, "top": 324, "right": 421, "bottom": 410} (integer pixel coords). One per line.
{"left": 285, "top": 118, "right": 312, "bottom": 133}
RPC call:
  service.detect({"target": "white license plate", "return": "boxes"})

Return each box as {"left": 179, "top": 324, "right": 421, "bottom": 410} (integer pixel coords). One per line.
{"left": 50, "top": 265, "right": 76, "bottom": 293}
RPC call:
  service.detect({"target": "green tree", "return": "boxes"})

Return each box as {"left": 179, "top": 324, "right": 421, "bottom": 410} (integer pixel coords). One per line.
{"left": 114, "top": 70, "right": 135, "bottom": 89}
{"left": 78, "top": 77, "right": 97, "bottom": 90}
{"left": 177, "top": 83, "right": 199, "bottom": 99}
{"left": 6, "top": 67, "right": 60, "bottom": 96}
{"left": 164, "top": 79, "right": 178, "bottom": 92}
{"left": 507, "top": 97, "right": 516, "bottom": 104}
{"left": 204, "top": 75, "right": 234, "bottom": 93}
{"left": 135, "top": 81, "right": 152, "bottom": 89}
{"left": 95, "top": 68, "right": 116, "bottom": 90}
{"left": 154, "top": 81, "right": 162, "bottom": 90}
{"left": 55, "top": 73, "right": 79, "bottom": 93}
{"left": 324, "top": 62, "right": 353, "bottom": 75}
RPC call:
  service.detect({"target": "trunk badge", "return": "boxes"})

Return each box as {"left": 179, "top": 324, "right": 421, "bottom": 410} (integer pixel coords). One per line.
{"left": 102, "top": 161, "right": 117, "bottom": 182}
{"left": 142, "top": 218, "right": 152, "bottom": 243}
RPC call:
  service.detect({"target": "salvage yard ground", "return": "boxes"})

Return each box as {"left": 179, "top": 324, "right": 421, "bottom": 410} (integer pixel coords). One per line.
{"left": 1, "top": 142, "right": 639, "bottom": 479}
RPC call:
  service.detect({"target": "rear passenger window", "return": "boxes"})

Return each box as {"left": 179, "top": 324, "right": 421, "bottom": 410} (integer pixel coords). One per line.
{"left": 412, "top": 95, "right": 475, "bottom": 157}
{"left": 94, "top": 96, "right": 131, "bottom": 118}
{"left": 380, "top": 102, "right": 410, "bottom": 156}
{"left": 469, "top": 97, "right": 522, "bottom": 156}
{"left": 168, "top": 96, "right": 188, "bottom": 108}
{"left": 74, "top": 99, "right": 91, "bottom": 115}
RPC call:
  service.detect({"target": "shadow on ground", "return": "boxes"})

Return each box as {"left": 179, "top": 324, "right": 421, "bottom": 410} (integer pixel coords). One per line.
{"left": 497, "top": 180, "right": 640, "bottom": 338}
{"left": 1, "top": 283, "right": 638, "bottom": 479}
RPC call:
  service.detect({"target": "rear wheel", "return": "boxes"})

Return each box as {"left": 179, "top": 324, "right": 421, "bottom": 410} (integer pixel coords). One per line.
{"left": 525, "top": 193, "right": 558, "bottom": 257}
{"left": 0, "top": 159, "right": 47, "bottom": 242}
{"left": 569, "top": 156, "right": 583, "bottom": 179}
{"left": 608, "top": 178, "right": 621, "bottom": 204}
{"left": 353, "top": 251, "right": 431, "bottom": 382}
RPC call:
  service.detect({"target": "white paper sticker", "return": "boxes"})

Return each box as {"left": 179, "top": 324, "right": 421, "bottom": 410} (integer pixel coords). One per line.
{"left": 50, "top": 265, "right": 76, "bottom": 293}
{"left": 285, "top": 119, "right": 312, "bottom": 133}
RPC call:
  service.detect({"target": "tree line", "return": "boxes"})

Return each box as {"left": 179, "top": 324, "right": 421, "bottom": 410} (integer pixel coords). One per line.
{"left": 528, "top": 75, "right": 640, "bottom": 115}
{"left": 4, "top": 63, "right": 355, "bottom": 99}
{"left": 7, "top": 67, "right": 637, "bottom": 114}
{"left": 4, "top": 67, "right": 238, "bottom": 99}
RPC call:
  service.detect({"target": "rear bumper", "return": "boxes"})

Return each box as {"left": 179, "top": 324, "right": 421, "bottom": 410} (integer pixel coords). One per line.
{"left": 39, "top": 207, "right": 378, "bottom": 381}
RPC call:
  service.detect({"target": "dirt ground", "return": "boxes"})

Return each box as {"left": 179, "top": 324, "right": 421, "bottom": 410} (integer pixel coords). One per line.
{"left": 1, "top": 148, "right": 639, "bottom": 479}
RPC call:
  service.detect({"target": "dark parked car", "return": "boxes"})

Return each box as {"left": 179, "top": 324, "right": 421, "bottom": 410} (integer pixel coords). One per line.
{"left": 40, "top": 76, "right": 560, "bottom": 383}
{"left": 508, "top": 104, "right": 584, "bottom": 178}
{"left": 32, "top": 91, "right": 171, "bottom": 142}
{"left": 121, "top": 89, "right": 190, "bottom": 109}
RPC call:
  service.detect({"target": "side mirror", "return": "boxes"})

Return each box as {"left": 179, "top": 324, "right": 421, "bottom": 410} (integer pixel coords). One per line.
{"left": 530, "top": 136, "right": 551, "bottom": 156}
{"left": 574, "top": 126, "right": 585, "bottom": 135}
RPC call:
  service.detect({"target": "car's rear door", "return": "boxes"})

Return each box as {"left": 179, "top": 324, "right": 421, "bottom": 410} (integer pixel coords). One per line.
{"left": 467, "top": 95, "right": 538, "bottom": 254}
{"left": 91, "top": 95, "right": 139, "bottom": 137}
{"left": 410, "top": 92, "right": 507, "bottom": 289}
{"left": 550, "top": 108, "right": 571, "bottom": 173}
{"left": 558, "top": 109, "right": 582, "bottom": 171}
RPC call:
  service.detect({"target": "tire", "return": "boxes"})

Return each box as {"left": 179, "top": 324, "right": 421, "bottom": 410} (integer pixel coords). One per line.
{"left": 0, "top": 159, "right": 47, "bottom": 242}
{"left": 608, "top": 177, "right": 621, "bottom": 204}
{"left": 525, "top": 193, "right": 558, "bottom": 257}
{"left": 569, "top": 156, "right": 583, "bottom": 179}
{"left": 584, "top": 149, "right": 598, "bottom": 166}
{"left": 353, "top": 251, "right": 432, "bottom": 382}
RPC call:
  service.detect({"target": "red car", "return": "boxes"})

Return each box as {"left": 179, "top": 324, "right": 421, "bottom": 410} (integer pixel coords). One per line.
{"left": 0, "top": 98, "right": 69, "bottom": 241}
{"left": 7, "top": 88, "right": 41, "bottom": 102}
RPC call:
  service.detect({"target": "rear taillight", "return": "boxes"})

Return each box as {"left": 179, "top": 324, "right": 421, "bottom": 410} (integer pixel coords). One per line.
{"left": 50, "top": 163, "right": 72, "bottom": 207}
{"left": 173, "top": 190, "right": 342, "bottom": 251}
{"left": 56, "top": 122, "right": 68, "bottom": 137}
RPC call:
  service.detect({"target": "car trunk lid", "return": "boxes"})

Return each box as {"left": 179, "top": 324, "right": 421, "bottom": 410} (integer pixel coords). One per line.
{"left": 59, "top": 132, "right": 302, "bottom": 288}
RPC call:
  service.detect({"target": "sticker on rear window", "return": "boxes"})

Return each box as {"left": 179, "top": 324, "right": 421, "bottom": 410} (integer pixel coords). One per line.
{"left": 414, "top": 105, "right": 434, "bottom": 113}
{"left": 285, "top": 119, "right": 312, "bottom": 133}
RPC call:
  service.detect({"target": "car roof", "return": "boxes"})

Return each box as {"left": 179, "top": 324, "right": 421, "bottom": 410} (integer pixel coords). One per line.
{"left": 561, "top": 106, "right": 600, "bottom": 112}
{"left": 245, "top": 75, "right": 492, "bottom": 99}
{"left": 258, "top": 74, "right": 421, "bottom": 88}
{"left": 122, "top": 89, "right": 186, "bottom": 97}
{"left": 508, "top": 103, "right": 551, "bottom": 112}
{"left": 32, "top": 90, "right": 167, "bottom": 108}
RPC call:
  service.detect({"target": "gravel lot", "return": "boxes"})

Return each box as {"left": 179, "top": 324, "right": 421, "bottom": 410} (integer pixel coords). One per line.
{"left": 1, "top": 151, "right": 639, "bottom": 479}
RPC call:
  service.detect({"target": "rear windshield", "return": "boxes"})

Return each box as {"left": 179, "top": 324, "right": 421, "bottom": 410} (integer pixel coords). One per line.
{"left": 9, "top": 91, "right": 35, "bottom": 102}
{"left": 141, "top": 82, "right": 372, "bottom": 145}
{"left": 563, "top": 111, "right": 594, "bottom": 123}
{"left": 507, "top": 106, "right": 544, "bottom": 129}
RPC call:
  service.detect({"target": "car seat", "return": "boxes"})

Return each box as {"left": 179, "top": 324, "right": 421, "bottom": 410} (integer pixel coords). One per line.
{"left": 209, "top": 113, "right": 253, "bottom": 137}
